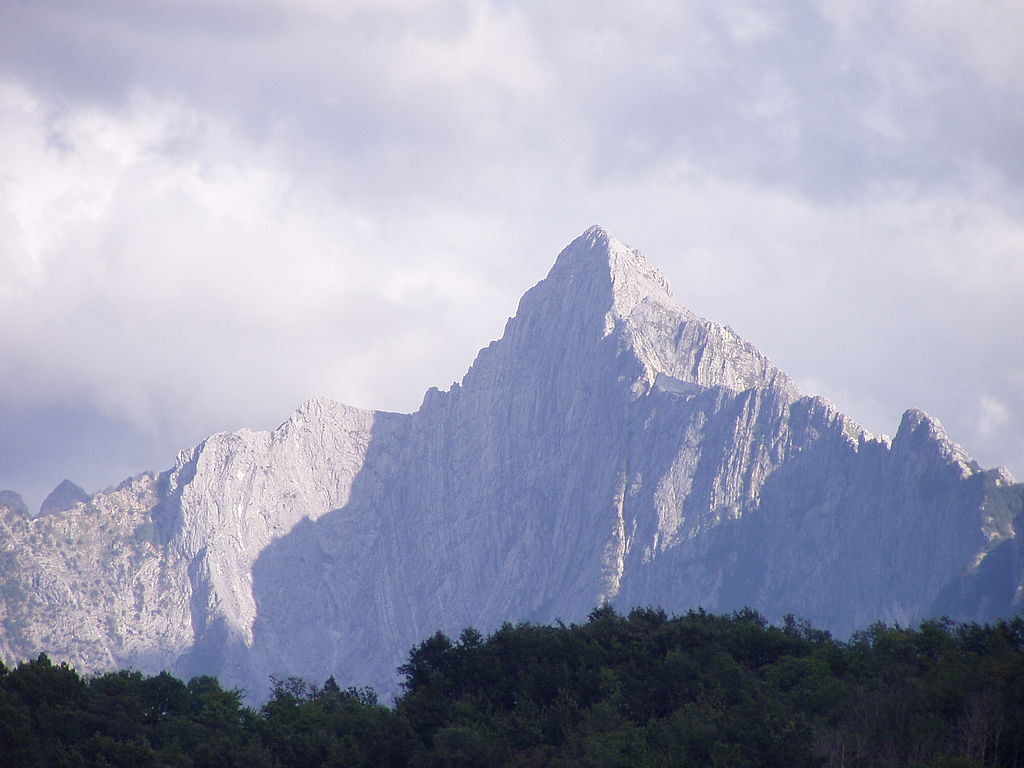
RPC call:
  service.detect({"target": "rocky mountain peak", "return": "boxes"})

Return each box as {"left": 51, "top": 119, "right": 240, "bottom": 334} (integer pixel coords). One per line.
{"left": 458, "top": 226, "right": 797, "bottom": 408}
{"left": 894, "top": 408, "right": 979, "bottom": 477}
{"left": 2, "top": 227, "right": 1019, "bottom": 704}
{"left": 38, "top": 479, "right": 90, "bottom": 517}
{"left": 547, "top": 225, "right": 675, "bottom": 322}
{"left": 0, "top": 490, "right": 28, "bottom": 517}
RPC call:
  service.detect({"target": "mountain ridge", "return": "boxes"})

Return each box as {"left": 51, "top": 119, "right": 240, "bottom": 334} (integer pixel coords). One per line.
{"left": 1, "top": 226, "right": 1020, "bottom": 700}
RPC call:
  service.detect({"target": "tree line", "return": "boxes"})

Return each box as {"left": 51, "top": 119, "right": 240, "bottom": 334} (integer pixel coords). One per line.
{"left": 1, "top": 606, "right": 1023, "bottom": 767}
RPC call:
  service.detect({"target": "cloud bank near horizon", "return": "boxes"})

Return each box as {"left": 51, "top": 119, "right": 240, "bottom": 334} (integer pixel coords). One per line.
{"left": 1, "top": 0, "right": 1022, "bottom": 508}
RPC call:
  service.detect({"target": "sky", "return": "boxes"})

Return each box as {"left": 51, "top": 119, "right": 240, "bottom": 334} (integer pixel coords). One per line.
{"left": 1, "top": 0, "right": 1022, "bottom": 511}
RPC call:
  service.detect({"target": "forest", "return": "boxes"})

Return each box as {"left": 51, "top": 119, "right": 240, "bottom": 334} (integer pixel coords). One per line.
{"left": 1, "top": 606, "right": 1022, "bottom": 767}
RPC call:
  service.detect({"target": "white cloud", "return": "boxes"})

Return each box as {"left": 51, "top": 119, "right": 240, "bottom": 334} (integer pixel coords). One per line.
{"left": 978, "top": 395, "right": 1010, "bottom": 440}
{"left": 0, "top": 79, "right": 515, "bottom": 439}
{"left": 1, "top": 0, "right": 1022, "bottom": 502}
{"left": 898, "top": 0, "right": 1024, "bottom": 88}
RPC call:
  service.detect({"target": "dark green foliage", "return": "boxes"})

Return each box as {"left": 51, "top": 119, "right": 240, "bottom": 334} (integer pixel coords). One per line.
{"left": 395, "top": 607, "right": 1024, "bottom": 767}
{"left": 0, "top": 655, "right": 410, "bottom": 767}
{"left": 0, "top": 655, "right": 270, "bottom": 768}
{"left": 2, "top": 610, "right": 1023, "bottom": 767}
{"left": 395, "top": 607, "right": 827, "bottom": 767}
{"left": 258, "top": 674, "right": 415, "bottom": 767}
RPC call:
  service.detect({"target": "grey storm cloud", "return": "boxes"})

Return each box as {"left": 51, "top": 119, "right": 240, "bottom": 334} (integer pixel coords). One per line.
{"left": 1, "top": 0, "right": 1022, "bottom": 509}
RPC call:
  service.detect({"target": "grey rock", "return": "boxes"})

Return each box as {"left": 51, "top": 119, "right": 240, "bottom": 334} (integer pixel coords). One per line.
{"left": 0, "top": 491, "right": 27, "bottom": 517}
{"left": 928, "top": 473, "right": 1024, "bottom": 621}
{"left": 0, "top": 225, "right": 1020, "bottom": 701}
{"left": 39, "top": 479, "right": 90, "bottom": 517}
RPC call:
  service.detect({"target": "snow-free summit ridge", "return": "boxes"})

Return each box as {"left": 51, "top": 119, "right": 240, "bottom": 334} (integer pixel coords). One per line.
{"left": 1, "top": 226, "right": 1021, "bottom": 699}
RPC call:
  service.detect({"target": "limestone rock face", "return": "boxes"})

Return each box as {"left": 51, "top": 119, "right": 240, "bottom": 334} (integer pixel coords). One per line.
{"left": 0, "top": 226, "right": 1020, "bottom": 699}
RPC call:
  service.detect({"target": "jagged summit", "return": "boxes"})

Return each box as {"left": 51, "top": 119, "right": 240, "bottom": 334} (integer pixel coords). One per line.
{"left": 894, "top": 408, "right": 980, "bottom": 477}
{"left": 549, "top": 225, "right": 675, "bottom": 319}
{"left": 464, "top": 226, "right": 797, "bottom": 402}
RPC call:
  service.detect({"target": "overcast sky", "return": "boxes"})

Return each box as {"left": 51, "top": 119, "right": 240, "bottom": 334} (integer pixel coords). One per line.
{"left": 1, "top": 0, "right": 1022, "bottom": 510}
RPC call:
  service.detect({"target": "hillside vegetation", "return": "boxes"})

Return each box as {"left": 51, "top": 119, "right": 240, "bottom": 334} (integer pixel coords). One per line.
{"left": 2, "top": 607, "right": 1023, "bottom": 767}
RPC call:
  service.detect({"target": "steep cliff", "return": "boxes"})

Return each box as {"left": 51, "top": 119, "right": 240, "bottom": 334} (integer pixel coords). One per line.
{"left": 1, "top": 226, "right": 1019, "bottom": 698}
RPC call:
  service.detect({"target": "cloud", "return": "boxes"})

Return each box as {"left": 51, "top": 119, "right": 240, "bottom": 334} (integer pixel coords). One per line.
{"left": 1, "top": 0, "right": 1022, "bottom": 505}
{"left": 978, "top": 395, "right": 1010, "bottom": 440}
{"left": 0, "top": 78, "right": 511, "bottom": 416}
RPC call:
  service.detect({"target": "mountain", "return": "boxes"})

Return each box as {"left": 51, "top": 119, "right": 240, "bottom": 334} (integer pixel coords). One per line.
{"left": 38, "top": 479, "right": 91, "bottom": 517}
{"left": 1, "top": 226, "right": 1021, "bottom": 698}
{"left": 0, "top": 491, "right": 27, "bottom": 518}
